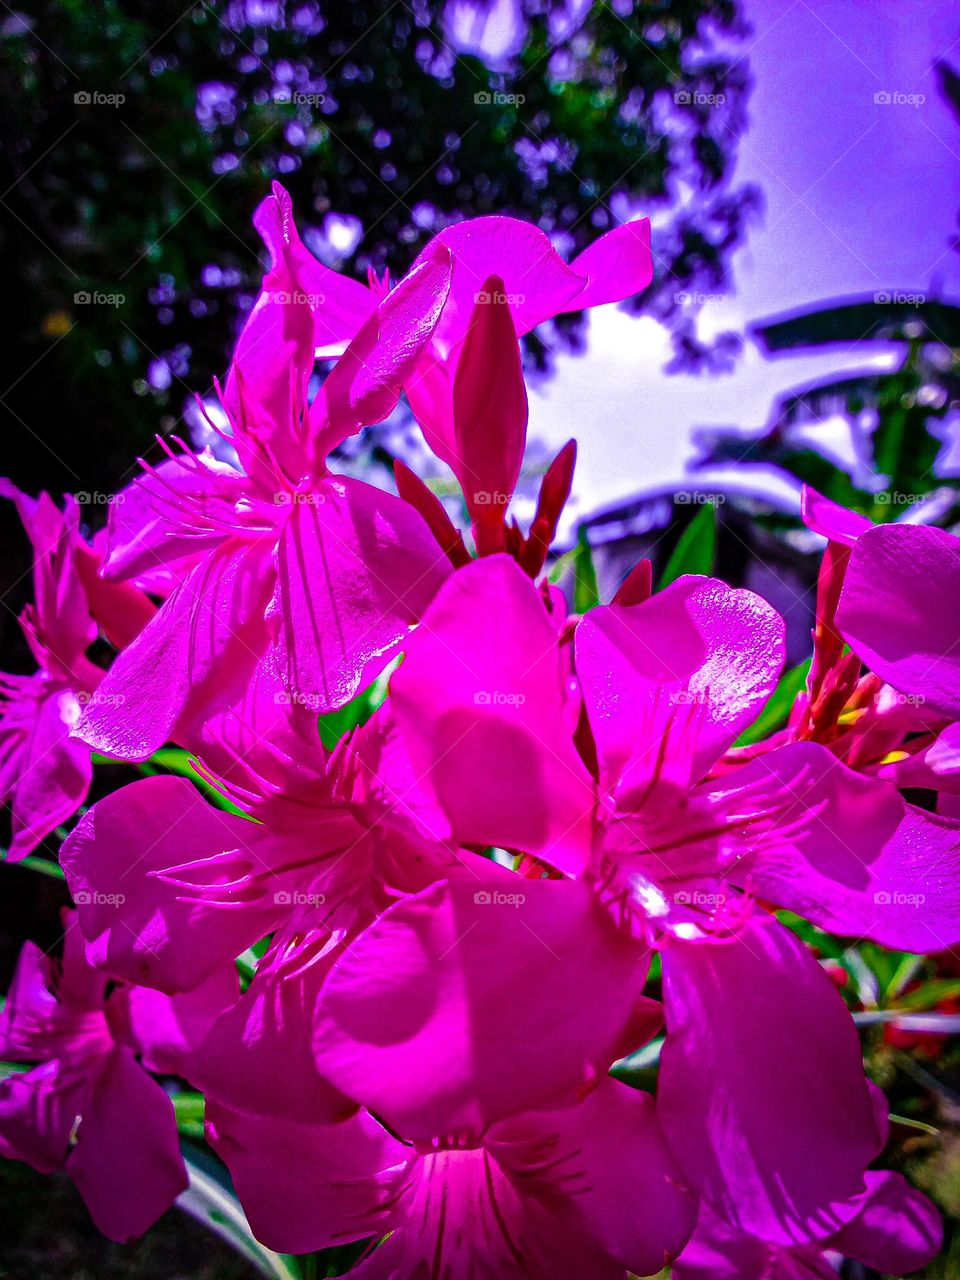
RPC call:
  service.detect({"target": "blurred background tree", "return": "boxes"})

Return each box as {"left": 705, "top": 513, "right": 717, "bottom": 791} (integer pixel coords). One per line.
{"left": 0, "top": 0, "right": 758, "bottom": 504}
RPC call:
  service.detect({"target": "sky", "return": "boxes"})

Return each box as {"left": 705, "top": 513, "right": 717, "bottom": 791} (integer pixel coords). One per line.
{"left": 525, "top": 0, "right": 960, "bottom": 530}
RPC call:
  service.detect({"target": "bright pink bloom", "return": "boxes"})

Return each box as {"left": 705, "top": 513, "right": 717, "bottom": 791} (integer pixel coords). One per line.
{"left": 0, "top": 484, "right": 153, "bottom": 857}
{"left": 376, "top": 556, "right": 959, "bottom": 1242}
{"left": 673, "top": 1171, "right": 941, "bottom": 1280}
{"left": 208, "top": 1076, "right": 696, "bottom": 1277}
{"left": 0, "top": 913, "right": 187, "bottom": 1240}
{"left": 76, "top": 250, "right": 454, "bottom": 761}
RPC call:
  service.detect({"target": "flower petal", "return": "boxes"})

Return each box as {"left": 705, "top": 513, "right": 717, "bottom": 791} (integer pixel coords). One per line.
{"left": 837, "top": 522, "right": 960, "bottom": 717}
{"left": 658, "top": 918, "right": 882, "bottom": 1246}
{"left": 312, "top": 876, "right": 654, "bottom": 1140}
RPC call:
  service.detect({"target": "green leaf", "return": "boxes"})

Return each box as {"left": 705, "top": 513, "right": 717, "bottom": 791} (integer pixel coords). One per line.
{"left": 317, "top": 658, "right": 398, "bottom": 751}
{"left": 573, "top": 527, "right": 600, "bottom": 613}
{"left": 3, "top": 853, "right": 65, "bottom": 880}
{"left": 659, "top": 502, "right": 716, "bottom": 589}
{"left": 179, "top": 1148, "right": 303, "bottom": 1280}
{"left": 735, "top": 658, "right": 810, "bottom": 747}
{"left": 173, "top": 1091, "right": 206, "bottom": 1141}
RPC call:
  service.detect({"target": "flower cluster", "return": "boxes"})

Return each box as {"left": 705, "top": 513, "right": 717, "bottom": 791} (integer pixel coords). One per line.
{"left": 1, "top": 184, "right": 956, "bottom": 1276}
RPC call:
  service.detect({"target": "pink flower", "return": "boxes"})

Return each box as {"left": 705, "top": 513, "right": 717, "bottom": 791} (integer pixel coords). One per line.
{"left": 0, "top": 913, "right": 187, "bottom": 1240}
{"left": 373, "top": 555, "right": 959, "bottom": 1243}
{"left": 208, "top": 1076, "right": 696, "bottom": 1277}
{"left": 0, "top": 484, "right": 153, "bottom": 858}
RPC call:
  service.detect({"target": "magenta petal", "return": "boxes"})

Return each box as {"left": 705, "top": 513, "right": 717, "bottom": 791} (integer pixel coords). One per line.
{"left": 716, "top": 740, "right": 960, "bottom": 953}
{"left": 837, "top": 522, "right": 960, "bottom": 717}
{"left": 66, "top": 1047, "right": 187, "bottom": 1241}
{"left": 60, "top": 776, "right": 282, "bottom": 994}
{"left": 312, "top": 877, "right": 653, "bottom": 1140}
{"left": 412, "top": 216, "right": 584, "bottom": 357}
{"left": 6, "top": 687, "right": 92, "bottom": 860}
{"left": 192, "top": 949, "right": 352, "bottom": 1125}
{"left": 576, "top": 576, "right": 785, "bottom": 794}
{"left": 207, "top": 1101, "right": 409, "bottom": 1255}
{"left": 0, "top": 1060, "right": 89, "bottom": 1174}
{"left": 827, "top": 1171, "right": 942, "bottom": 1274}
{"left": 350, "top": 1146, "right": 624, "bottom": 1280}
{"left": 103, "top": 456, "right": 246, "bottom": 582}
{"left": 76, "top": 539, "right": 274, "bottom": 760}
{"left": 452, "top": 280, "right": 528, "bottom": 525}
{"left": 113, "top": 967, "right": 240, "bottom": 1077}
{"left": 310, "top": 245, "right": 452, "bottom": 461}
{"left": 562, "top": 219, "right": 653, "bottom": 310}
{"left": 493, "top": 1077, "right": 697, "bottom": 1276}
{"left": 800, "top": 486, "right": 872, "bottom": 547}
{"left": 272, "top": 477, "right": 451, "bottom": 712}
{"left": 658, "top": 918, "right": 882, "bottom": 1246}
{"left": 253, "top": 181, "right": 376, "bottom": 356}
{"left": 672, "top": 1201, "right": 836, "bottom": 1280}
{"left": 391, "top": 555, "right": 595, "bottom": 874}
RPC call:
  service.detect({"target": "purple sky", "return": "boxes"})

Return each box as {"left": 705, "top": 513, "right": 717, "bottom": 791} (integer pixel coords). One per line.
{"left": 526, "top": 0, "right": 960, "bottom": 532}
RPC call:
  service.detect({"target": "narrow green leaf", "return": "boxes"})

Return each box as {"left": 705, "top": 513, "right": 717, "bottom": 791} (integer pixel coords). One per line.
{"left": 573, "top": 527, "right": 600, "bottom": 613}
{"left": 659, "top": 502, "right": 716, "bottom": 589}
{"left": 4, "top": 853, "right": 66, "bottom": 880}
{"left": 317, "top": 658, "right": 398, "bottom": 752}
{"left": 173, "top": 1091, "right": 206, "bottom": 1140}
{"left": 735, "top": 659, "right": 811, "bottom": 747}
{"left": 178, "top": 1149, "right": 303, "bottom": 1280}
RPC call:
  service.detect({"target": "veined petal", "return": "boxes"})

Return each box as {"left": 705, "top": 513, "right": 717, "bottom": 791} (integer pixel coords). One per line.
{"left": 658, "top": 918, "right": 883, "bottom": 1246}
